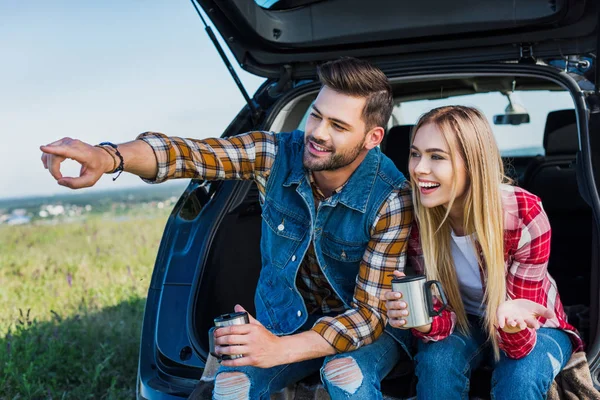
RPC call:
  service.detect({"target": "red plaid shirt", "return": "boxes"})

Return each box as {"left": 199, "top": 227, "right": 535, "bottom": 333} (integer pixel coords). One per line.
{"left": 408, "top": 184, "right": 582, "bottom": 359}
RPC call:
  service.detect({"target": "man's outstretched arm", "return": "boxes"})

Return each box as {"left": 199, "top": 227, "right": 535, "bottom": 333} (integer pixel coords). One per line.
{"left": 40, "top": 131, "right": 278, "bottom": 190}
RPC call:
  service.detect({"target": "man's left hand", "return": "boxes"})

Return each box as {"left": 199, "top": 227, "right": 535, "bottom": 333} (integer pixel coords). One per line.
{"left": 214, "top": 305, "right": 287, "bottom": 368}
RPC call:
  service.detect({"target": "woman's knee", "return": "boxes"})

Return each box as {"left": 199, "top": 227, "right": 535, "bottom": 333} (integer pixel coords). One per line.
{"left": 416, "top": 336, "right": 473, "bottom": 374}
{"left": 214, "top": 371, "right": 251, "bottom": 400}
{"left": 493, "top": 328, "right": 572, "bottom": 395}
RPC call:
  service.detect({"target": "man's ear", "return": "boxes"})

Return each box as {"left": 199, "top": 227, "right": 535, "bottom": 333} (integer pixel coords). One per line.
{"left": 364, "top": 126, "right": 385, "bottom": 150}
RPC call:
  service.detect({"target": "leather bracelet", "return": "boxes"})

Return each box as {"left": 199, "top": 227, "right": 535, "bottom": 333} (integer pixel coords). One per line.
{"left": 98, "top": 142, "right": 125, "bottom": 181}
{"left": 94, "top": 145, "right": 118, "bottom": 174}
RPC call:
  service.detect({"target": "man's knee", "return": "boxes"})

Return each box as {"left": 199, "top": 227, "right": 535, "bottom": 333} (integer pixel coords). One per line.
{"left": 321, "top": 357, "right": 364, "bottom": 395}
{"left": 214, "top": 371, "right": 251, "bottom": 400}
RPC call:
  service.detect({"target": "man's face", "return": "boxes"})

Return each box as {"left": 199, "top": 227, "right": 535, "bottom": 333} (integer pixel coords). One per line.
{"left": 303, "top": 86, "right": 370, "bottom": 171}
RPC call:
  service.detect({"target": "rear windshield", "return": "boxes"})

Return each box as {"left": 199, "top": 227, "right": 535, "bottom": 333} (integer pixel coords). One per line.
{"left": 296, "top": 89, "right": 574, "bottom": 157}
{"left": 396, "top": 90, "right": 574, "bottom": 157}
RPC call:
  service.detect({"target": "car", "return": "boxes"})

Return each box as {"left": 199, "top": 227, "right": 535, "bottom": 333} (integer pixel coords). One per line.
{"left": 137, "top": 0, "right": 600, "bottom": 398}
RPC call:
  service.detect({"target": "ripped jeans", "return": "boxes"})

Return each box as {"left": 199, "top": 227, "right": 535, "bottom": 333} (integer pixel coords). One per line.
{"left": 213, "top": 331, "right": 408, "bottom": 400}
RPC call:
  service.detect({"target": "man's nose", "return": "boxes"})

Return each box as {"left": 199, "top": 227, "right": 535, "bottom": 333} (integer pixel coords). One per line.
{"left": 311, "top": 120, "right": 329, "bottom": 142}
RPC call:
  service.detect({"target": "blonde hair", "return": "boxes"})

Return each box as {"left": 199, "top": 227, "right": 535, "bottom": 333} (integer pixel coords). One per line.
{"left": 410, "top": 106, "right": 511, "bottom": 359}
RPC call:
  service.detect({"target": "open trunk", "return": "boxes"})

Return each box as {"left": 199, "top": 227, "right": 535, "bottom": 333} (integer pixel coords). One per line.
{"left": 168, "top": 63, "right": 600, "bottom": 398}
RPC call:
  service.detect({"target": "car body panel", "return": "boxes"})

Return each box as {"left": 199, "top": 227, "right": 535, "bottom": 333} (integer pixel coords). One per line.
{"left": 196, "top": 0, "right": 598, "bottom": 77}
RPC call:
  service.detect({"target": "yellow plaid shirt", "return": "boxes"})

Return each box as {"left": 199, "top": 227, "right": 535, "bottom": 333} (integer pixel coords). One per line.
{"left": 138, "top": 130, "right": 413, "bottom": 352}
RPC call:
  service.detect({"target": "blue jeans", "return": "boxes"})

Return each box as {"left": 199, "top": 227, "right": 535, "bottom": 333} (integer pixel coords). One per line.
{"left": 414, "top": 316, "right": 573, "bottom": 400}
{"left": 213, "top": 331, "right": 411, "bottom": 400}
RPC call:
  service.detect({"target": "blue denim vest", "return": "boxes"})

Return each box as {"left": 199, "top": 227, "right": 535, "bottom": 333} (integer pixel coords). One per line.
{"left": 255, "top": 130, "right": 407, "bottom": 343}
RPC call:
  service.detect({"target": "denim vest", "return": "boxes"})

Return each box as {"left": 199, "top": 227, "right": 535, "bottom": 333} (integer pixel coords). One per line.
{"left": 255, "top": 130, "right": 407, "bottom": 343}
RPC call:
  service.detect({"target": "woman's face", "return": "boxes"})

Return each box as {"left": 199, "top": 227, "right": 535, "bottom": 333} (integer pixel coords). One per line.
{"left": 409, "top": 123, "right": 469, "bottom": 210}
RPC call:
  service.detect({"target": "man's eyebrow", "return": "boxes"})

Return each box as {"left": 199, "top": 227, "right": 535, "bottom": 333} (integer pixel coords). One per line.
{"left": 311, "top": 105, "right": 351, "bottom": 128}
{"left": 410, "top": 145, "right": 449, "bottom": 154}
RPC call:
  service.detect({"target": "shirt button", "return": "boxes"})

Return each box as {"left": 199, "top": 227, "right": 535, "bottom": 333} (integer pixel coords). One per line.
{"left": 277, "top": 224, "right": 285, "bottom": 231}
{"left": 297, "top": 310, "right": 302, "bottom": 317}
{"left": 291, "top": 255, "right": 296, "bottom": 261}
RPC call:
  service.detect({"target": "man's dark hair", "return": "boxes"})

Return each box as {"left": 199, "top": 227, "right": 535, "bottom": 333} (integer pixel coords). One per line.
{"left": 317, "top": 57, "right": 393, "bottom": 131}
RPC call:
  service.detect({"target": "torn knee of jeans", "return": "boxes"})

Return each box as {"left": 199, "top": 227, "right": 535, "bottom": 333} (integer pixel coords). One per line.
{"left": 322, "top": 357, "right": 364, "bottom": 394}
{"left": 214, "top": 371, "right": 250, "bottom": 400}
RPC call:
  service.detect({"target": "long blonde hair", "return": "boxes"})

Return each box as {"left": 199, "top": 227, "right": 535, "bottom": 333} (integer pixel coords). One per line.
{"left": 410, "top": 106, "right": 511, "bottom": 359}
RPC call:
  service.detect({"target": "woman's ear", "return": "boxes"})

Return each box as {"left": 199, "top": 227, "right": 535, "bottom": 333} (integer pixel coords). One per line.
{"left": 364, "top": 126, "right": 385, "bottom": 150}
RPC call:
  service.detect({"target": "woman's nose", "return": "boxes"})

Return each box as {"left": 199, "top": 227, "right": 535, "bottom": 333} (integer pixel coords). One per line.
{"left": 413, "top": 158, "right": 430, "bottom": 175}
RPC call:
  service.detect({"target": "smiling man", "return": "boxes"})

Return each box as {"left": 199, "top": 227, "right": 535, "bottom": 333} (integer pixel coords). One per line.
{"left": 40, "top": 57, "right": 413, "bottom": 399}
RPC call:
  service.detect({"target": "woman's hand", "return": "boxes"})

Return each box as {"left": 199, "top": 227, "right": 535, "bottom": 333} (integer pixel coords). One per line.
{"left": 497, "top": 299, "right": 555, "bottom": 333}
{"left": 384, "top": 270, "right": 431, "bottom": 333}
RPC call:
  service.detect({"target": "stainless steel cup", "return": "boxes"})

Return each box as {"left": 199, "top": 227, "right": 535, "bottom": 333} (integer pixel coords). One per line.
{"left": 208, "top": 311, "right": 250, "bottom": 360}
{"left": 391, "top": 275, "right": 448, "bottom": 328}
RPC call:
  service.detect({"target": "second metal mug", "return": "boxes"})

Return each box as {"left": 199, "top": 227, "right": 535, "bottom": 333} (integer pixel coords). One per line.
{"left": 391, "top": 275, "right": 448, "bottom": 328}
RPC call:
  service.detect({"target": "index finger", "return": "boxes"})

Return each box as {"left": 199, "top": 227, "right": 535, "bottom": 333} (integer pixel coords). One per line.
{"left": 530, "top": 303, "right": 556, "bottom": 320}
{"left": 383, "top": 290, "right": 402, "bottom": 301}
{"left": 40, "top": 143, "right": 80, "bottom": 160}
{"left": 214, "top": 324, "right": 252, "bottom": 337}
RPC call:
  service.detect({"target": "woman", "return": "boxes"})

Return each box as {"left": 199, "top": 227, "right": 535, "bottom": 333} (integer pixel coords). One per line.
{"left": 385, "top": 106, "right": 582, "bottom": 399}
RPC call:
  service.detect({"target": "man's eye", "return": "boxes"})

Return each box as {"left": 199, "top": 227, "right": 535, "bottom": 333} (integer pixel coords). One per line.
{"left": 332, "top": 124, "right": 345, "bottom": 131}
{"left": 310, "top": 112, "right": 322, "bottom": 120}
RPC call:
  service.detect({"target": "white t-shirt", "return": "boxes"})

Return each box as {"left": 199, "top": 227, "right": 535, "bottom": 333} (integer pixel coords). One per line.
{"left": 450, "top": 230, "right": 485, "bottom": 316}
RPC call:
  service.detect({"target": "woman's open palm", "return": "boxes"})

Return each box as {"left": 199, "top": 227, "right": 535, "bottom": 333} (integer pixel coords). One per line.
{"left": 497, "top": 299, "right": 555, "bottom": 333}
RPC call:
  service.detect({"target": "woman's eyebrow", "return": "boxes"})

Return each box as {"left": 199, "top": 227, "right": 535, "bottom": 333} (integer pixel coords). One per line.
{"left": 410, "top": 145, "right": 449, "bottom": 154}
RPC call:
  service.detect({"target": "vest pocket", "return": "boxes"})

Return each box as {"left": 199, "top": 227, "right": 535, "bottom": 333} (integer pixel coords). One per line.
{"left": 320, "top": 234, "right": 365, "bottom": 291}
{"left": 261, "top": 202, "right": 308, "bottom": 269}
{"left": 321, "top": 233, "right": 365, "bottom": 263}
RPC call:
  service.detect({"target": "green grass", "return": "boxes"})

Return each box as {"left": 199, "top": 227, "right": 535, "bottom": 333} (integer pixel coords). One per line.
{"left": 0, "top": 211, "right": 171, "bottom": 399}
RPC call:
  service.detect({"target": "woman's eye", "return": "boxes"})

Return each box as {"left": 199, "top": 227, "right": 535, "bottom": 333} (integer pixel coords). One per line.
{"left": 431, "top": 154, "right": 445, "bottom": 160}
{"left": 410, "top": 151, "right": 420, "bottom": 158}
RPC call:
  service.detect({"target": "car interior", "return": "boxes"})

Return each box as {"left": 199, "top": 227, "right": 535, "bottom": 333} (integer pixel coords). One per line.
{"left": 188, "top": 73, "right": 594, "bottom": 398}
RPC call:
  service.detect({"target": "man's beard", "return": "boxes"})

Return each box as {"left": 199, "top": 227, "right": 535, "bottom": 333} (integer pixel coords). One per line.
{"left": 302, "top": 136, "right": 365, "bottom": 171}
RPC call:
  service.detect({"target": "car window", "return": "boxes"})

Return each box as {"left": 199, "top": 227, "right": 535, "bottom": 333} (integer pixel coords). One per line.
{"left": 295, "top": 90, "right": 574, "bottom": 157}
{"left": 395, "top": 90, "right": 574, "bottom": 157}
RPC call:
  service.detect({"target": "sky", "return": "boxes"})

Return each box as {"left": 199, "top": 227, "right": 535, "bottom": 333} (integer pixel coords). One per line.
{"left": 1, "top": 1, "right": 578, "bottom": 199}
{"left": 0, "top": 0, "right": 264, "bottom": 199}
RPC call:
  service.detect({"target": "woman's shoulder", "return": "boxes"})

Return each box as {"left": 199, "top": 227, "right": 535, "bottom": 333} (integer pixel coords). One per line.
{"left": 500, "top": 184, "right": 545, "bottom": 223}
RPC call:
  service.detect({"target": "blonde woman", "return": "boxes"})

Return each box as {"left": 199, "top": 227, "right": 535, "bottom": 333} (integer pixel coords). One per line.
{"left": 384, "top": 106, "right": 582, "bottom": 399}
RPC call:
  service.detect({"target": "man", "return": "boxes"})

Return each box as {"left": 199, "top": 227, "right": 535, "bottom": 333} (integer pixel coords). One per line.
{"left": 41, "top": 57, "right": 413, "bottom": 399}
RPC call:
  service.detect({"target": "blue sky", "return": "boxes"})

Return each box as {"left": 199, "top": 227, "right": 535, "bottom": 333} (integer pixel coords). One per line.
{"left": 1, "top": 1, "right": 577, "bottom": 199}
{"left": 0, "top": 1, "right": 263, "bottom": 198}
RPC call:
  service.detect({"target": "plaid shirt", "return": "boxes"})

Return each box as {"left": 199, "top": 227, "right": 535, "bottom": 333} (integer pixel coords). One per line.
{"left": 408, "top": 184, "right": 582, "bottom": 359}
{"left": 138, "top": 131, "right": 413, "bottom": 352}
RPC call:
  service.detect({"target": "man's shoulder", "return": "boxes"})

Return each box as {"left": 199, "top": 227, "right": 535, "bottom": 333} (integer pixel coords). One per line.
{"left": 377, "top": 150, "right": 408, "bottom": 188}
{"left": 275, "top": 130, "right": 305, "bottom": 144}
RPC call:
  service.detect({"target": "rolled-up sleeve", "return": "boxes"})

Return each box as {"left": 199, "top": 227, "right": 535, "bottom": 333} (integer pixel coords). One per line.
{"left": 136, "top": 131, "right": 277, "bottom": 190}
{"left": 312, "top": 182, "right": 413, "bottom": 352}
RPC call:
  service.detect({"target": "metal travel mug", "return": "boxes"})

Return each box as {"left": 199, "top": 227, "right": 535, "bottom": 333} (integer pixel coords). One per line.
{"left": 208, "top": 311, "right": 250, "bottom": 360}
{"left": 391, "top": 275, "right": 448, "bottom": 328}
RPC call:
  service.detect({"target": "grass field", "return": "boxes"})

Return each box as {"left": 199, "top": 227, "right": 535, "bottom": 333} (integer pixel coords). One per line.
{"left": 0, "top": 211, "right": 171, "bottom": 399}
